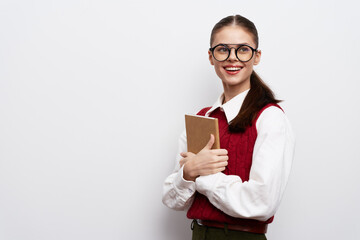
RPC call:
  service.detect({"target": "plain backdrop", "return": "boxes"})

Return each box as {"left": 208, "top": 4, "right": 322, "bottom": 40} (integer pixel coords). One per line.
{"left": 1, "top": 0, "right": 360, "bottom": 239}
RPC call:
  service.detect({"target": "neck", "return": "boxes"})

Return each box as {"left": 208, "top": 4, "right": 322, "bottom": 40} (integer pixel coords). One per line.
{"left": 222, "top": 82, "right": 250, "bottom": 104}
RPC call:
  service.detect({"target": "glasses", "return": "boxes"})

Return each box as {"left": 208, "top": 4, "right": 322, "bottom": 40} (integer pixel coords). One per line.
{"left": 209, "top": 44, "right": 258, "bottom": 62}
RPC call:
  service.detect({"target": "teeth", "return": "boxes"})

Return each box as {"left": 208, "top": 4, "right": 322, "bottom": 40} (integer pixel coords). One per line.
{"left": 225, "top": 67, "right": 242, "bottom": 71}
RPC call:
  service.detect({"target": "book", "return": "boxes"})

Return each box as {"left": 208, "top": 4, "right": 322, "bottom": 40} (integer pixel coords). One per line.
{"left": 185, "top": 114, "right": 220, "bottom": 154}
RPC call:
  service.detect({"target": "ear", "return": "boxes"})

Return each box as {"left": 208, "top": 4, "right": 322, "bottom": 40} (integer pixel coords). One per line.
{"left": 208, "top": 50, "right": 214, "bottom": 66}
{"left": 253, "top": 49, "right": 261, "bottom": 65}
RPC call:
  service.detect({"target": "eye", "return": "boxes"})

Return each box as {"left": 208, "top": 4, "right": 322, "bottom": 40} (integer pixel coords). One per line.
{"left": 214, "top": 45, "right": 229, "bottom": 53}
{"left": 238, "top": 46, "right": 251, "bottom": 53}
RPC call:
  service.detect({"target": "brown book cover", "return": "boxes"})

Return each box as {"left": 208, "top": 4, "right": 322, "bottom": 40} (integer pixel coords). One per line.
{"left": 185, "top": 114, "right": 220, "bottom": 154}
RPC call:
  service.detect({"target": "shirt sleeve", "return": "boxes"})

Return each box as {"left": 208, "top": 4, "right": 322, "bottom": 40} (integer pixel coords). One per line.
{"left": 162, "top": 130, "right": 196, "bottom": 211}
{"left": 195, "top": 106, "right": 296, "bottom": 221}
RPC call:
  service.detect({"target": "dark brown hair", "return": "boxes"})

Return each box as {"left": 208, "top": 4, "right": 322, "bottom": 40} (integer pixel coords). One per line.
{"left": 210, "top": 15, "right": 281, "bottom": 133}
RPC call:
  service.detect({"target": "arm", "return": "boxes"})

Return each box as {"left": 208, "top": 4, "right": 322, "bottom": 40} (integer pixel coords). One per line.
{"left": 162, "top": 130, "right": 196, "bottom": 211}
{"left": 162, "top": 131, "right": 229, "bottom": 210}
{"left": 195, "top": 106, "right": 296, "bottom": 221}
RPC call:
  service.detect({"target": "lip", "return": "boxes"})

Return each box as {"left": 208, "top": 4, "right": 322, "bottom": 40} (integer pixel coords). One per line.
{"left": 223, "top": 65, "right": 243, "bottom": 75}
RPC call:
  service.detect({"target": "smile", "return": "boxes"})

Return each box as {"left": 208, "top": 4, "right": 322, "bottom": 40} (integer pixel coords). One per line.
{"left": 224, "top": 65, "right": 243, "bottom": 75}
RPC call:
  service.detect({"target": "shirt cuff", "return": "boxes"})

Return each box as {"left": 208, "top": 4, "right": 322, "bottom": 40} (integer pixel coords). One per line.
{"left": 173, "top": 165, "right": 196, "bottom": 196}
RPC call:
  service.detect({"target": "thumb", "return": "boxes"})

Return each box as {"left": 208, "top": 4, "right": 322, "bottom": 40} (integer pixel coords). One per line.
{"left": 204, "top": 134, "right": 215, "bottom": 150}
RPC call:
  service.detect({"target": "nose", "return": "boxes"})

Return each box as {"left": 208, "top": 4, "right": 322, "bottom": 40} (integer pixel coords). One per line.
{"left": 228, "top": 48, "right": 238, "bottom": 61}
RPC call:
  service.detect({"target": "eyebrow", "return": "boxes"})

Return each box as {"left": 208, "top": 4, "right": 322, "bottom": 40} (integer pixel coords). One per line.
{"left": 222, "top": 43, "right": 252, "bottom": 46}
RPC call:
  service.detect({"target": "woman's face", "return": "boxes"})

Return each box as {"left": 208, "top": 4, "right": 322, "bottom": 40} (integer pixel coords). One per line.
{"left": 208, "top": 25, "right": 261, "bottom": 94}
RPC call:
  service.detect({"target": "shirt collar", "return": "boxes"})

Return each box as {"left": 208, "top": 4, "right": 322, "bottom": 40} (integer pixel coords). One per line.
{"left": 205, "top": 88, "right": 250, "bottom": 123}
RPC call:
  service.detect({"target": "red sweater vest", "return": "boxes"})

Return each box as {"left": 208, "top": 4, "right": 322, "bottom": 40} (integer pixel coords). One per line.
{"left": 187, "top": 103, "right": 282, "bottom": 225}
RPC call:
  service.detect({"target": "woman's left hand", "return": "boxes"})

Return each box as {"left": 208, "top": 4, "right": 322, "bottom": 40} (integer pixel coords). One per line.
{"left": 179, "top": 152, "right": 196, "bottom": 167}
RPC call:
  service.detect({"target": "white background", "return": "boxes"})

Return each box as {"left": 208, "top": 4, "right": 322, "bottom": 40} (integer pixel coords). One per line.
{"left": 1, "top": 0, "right": 360, "bottom": 239}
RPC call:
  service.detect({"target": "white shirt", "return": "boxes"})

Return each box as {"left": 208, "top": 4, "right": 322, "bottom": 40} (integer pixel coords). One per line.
{"left": 162, "top": 89, "right": 295, "bottom": 222}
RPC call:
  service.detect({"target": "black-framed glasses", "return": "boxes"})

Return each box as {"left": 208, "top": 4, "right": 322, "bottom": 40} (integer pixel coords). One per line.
{"left": 209, "top": 44, "right": 258, "bottom": 62}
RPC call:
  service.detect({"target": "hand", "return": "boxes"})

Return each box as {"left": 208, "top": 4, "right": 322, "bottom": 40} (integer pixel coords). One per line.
{"left": 179, "top": 152, "right": 195, "bottom": 167}
{"left": 181, "top": 134, "right": 228, "bottom": 181}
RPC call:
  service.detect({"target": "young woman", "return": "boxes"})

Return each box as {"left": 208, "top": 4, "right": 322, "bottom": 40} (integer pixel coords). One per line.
{"left": 162, "top": 15, "right": 295, "bottom": 240}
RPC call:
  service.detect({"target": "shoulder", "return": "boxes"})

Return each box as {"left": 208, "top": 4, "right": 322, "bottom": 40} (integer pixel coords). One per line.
{"left": 255, "top": 105, "right": 289, "bottom": 134}
{"left": 255, "top": 105, "right": 296, "bottom": 149}
{"left": 256, "top": 104, "right": 284, "bottom": 119}
{"left": 260, "top": 104, "right": 285, "bottom": 118}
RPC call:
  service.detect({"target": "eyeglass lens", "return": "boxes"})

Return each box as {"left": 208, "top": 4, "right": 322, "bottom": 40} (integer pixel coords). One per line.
{"left": 213, "top": 45, "right": 254, "bottom": 62}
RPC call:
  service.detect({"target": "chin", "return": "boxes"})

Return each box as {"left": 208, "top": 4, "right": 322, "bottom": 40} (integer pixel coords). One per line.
{"left": 223, "top": 77, "right": 248, "bottom": 85}
{"left": 221, "top": 76, "right": 250, "bottom": 89}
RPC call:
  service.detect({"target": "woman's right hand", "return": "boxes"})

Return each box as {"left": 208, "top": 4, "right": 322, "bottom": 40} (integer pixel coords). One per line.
{"left": 180, "top": 134, "right": 228, "bottom": 181}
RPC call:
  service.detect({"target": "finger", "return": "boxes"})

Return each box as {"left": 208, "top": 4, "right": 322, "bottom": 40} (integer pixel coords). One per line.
{"left": 187, "top": 152, "right": 196, "bottom": 157}
{"left": 179, "top": 159, "right": 185, "bottom": 167}
{"left": 181, "top": 152, "right": 196, "bottom": 157}
{"left": 216, "top": 160, "right": 228, "bottom": 167}
{"left": 211, "top": 149, "right": 228, "bottom": 156}
{"left": 210, "top": 167, "right": 226, "bottom": 174}
{"left": 180, "top": 157, "right": 189, "bottom": 166}
{"left": 207, "top": 160, "right": 228, "bottom": 169}
{"left": 216, "top": 155, "right": 229, "bottom": 162}
{"left": 180, "top": 152, "right": 187, "bottom": 157}
{"left": 204, "top": 155, "right": 227, "bottom": 164}
{"left": 212, "top": 166, "right": 226, "bottom": 174}
{"left": 204, "top": 134, "right": 215, "bottom": 150}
